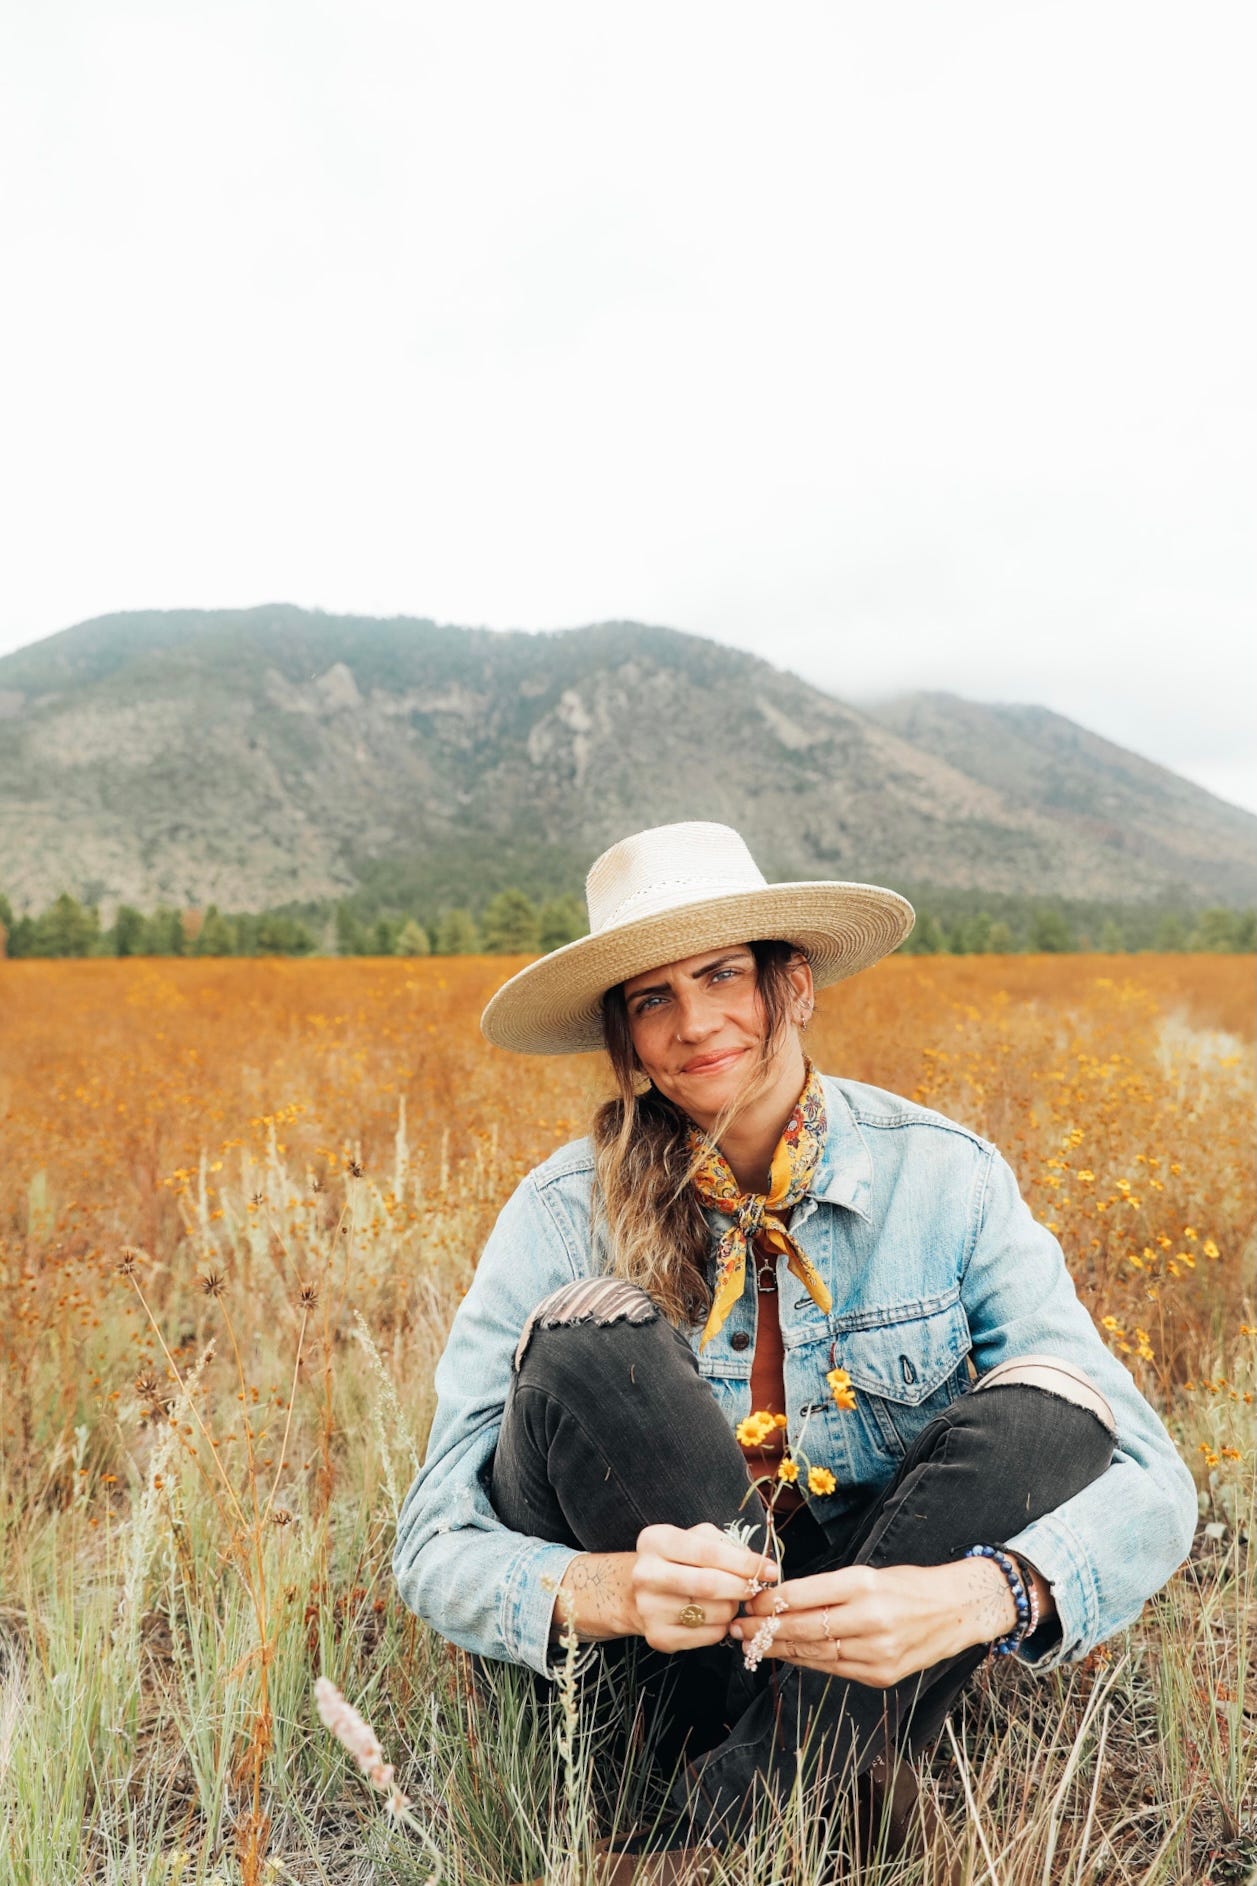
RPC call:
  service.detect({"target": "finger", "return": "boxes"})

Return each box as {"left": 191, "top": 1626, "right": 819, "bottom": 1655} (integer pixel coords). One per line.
{"left": 683, "top": 1524, "right": 779, "bottom": 1581}
{"left": 640, "top": 1597, "right": 741, "bottom": 1636}
{"left": 741, "top": 1565, "right": 873, "bottom": 1618}
{"left": 762, "top": 1645, "right": 849, "bottom": 1676}
{"left": 636, "top": 1523, "right": 779, "bottom": 1583}
{"left": 771, "top": 1567, "right": 875, "bottom": 1612}
{"left": 753, "top": 1624, "right": 904, "bottom": 1679}
{"left": 750, "top": 1627, "right": 844, "bottom": 1664}
{"left": 731, "top": 1607, "right": 836, "bottom": 1644}
{"left": 634, "top": 1560, "right": 758, "bottom": 1606}
{"left": 644, "top": 1623, "right": 735, "bottom": 1654}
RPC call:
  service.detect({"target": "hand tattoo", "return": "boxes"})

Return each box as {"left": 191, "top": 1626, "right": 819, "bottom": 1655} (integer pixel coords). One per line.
{"left": 960, "top": 1557, "right": 1018, "bottom": 1641}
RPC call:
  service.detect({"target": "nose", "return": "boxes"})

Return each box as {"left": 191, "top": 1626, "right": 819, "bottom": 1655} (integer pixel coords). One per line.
{"left": 673, "top": 987, "right": 719, "bottom": 1044}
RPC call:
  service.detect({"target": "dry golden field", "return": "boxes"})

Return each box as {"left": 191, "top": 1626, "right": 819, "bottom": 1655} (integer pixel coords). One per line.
{"left": 0, "top": 953, "right": 1253, "bottom": 1885}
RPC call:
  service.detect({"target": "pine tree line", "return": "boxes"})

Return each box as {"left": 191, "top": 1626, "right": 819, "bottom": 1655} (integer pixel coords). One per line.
{"left": 0, "top": 888, "right": 590, "bottom": 959}
{"left": 1, "top": 885, "right": 1253, "bottom": 961}
{"left": 897, "top": 905, "right": 1257, "bottom": 955}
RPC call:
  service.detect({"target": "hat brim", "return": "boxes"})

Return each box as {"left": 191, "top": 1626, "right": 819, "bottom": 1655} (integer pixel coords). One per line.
{"left": 479, "top": 881, "right": 916, "bottom": 1055}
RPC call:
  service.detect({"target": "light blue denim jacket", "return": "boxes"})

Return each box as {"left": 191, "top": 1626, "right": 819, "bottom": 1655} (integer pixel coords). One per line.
{"left": 394, "top": 1074, "right": 1198, "bottom": 1678}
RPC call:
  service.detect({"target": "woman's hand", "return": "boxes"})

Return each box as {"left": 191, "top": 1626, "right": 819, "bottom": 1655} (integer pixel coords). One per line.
{"left": 630, "top": 1521, "right": 779, "bottom": 1653}
{"left": 731, "top": 1557, "right": 1021, "bottom": 1684}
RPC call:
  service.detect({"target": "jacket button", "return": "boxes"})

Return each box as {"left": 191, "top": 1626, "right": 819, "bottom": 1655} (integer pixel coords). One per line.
{"left": 730, "top": 1331, "right": 751, "bottom": 1352}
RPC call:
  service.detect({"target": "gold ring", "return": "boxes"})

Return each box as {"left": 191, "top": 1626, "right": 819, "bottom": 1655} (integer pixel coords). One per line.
{"left": 822, "top": 1607, "right": 834, "bottom": 1641}
{"left": 678, "top": 1603, "right": 707, "bottom": 1628}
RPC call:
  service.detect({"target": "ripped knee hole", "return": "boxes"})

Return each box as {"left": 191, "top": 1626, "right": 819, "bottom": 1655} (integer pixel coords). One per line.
{"left": 513, "top": 1279, "right": 657, "bottom": 1372}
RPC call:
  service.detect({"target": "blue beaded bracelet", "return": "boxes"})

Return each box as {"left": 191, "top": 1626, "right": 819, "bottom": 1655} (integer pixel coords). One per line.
{"left": 963, "top": 1544, "right": 1034, "bottom": 1656}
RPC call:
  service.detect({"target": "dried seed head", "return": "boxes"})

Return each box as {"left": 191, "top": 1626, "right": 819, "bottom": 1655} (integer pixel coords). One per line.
{"left": 311, "top": 1175, "right": 324, "bottom": 1193}
{"left": 346, "top": 1158, "right": 365, "bottom": 1179}
{"left": 197, "top": 1270, "right": 226, "bottom": 1299}
{"left": 134, "top": 1372, "right": 161, "bottom": 1401}
{"left": 116, "top": 1247, "right": 141, "bottom": 1278}
{"left": 313, "top": 1676, "right": 410, "bottom": 1814}
{"left": 251, "top": 1191, "right": 265, "bottom": 1208}
{"left": 298, "top": 1283, "right": 320, "bottom": 1310}
{"left": 271, "top": 1507, "right": 296, "bottom": 1527}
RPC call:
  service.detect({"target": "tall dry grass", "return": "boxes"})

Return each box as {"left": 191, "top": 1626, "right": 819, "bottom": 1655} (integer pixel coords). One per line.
{"left": 0, "top": 953, "right": 1252, "bottom": 1884}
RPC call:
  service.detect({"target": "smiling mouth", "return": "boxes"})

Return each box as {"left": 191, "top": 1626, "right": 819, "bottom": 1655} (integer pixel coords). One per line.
{"left": 680, "top": 1048, "right": 747, "bottom": 1075}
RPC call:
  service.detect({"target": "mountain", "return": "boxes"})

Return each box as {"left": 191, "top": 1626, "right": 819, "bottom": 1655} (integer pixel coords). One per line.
{"left": 0, "top": 605, "right": 1252, "bottom": 916}
{"left": 859, "top": 691, "right": 1257, "bottom": 906}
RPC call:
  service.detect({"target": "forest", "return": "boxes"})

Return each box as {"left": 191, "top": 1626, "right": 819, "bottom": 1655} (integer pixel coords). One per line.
{"left": 1, "top": 884, "right": 1254, "bottom": 960}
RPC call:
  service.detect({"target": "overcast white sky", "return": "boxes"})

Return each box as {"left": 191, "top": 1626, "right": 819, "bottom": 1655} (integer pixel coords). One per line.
{"left": 2, "top": 2, "right": 1254, "bottom": 808}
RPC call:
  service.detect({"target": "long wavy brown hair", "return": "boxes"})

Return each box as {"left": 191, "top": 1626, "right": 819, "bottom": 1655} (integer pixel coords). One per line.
{"left": 590, "top": 939, "right": 806, "bottom": 1325}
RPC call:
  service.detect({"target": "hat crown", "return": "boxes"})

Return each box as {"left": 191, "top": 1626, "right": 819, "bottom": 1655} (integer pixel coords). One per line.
{"left": 585, "top": 822, "right": 768, "bottom": 934}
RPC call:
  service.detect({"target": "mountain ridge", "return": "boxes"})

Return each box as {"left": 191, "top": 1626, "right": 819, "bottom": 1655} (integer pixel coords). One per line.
{"left": 1, "top": 605, "right": 1252, "bottom": 915}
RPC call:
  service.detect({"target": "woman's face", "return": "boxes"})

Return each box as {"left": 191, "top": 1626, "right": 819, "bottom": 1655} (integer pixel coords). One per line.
{"left": 621, "top": 943, "right": 812, "bottom": 1129}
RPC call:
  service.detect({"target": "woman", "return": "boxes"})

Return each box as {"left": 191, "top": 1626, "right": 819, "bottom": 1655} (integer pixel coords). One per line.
{"left": 394, "top": 821, "right": 1197, "bottom": 1873}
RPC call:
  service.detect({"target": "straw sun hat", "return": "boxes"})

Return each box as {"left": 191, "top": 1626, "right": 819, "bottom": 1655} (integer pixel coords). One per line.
{"left": 480, "top": 821, "right": 915, "bottom": 1056}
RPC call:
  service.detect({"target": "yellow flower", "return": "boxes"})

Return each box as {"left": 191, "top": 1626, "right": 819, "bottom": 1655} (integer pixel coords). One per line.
{"left": 777, "top": 1458, "right": 799, "bottom": 1483}
{"left": 772, "top": 1412, "right": 789, "bottom": 1429}
{"left": 826, "top": 1368, "right": 858, "bottom": 1411}
{"left": 1078, "top": 1170, "right": 1096, "bottom": 1184}
{"left": 807, "top": 1466, "right": 837, "bottom": 1496}
{"left": 736, "top": 1411, "right": 777, "bottom": 1448}
{"left": 1203, "top": 1239, "right": 1220, "bottom": 1259}
{"left": 1101, "top": 1315, "right": 1121, "bottom": 1331}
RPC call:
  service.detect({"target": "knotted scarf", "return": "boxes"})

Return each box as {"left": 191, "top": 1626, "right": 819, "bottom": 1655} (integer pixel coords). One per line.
{"left": 689, "top": 1061, "right": 833, "bottom": 1350}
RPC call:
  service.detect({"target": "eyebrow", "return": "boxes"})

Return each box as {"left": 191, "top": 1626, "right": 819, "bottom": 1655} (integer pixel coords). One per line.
{"left": 624, "top": 952, "right": 751, "bottom": 1004}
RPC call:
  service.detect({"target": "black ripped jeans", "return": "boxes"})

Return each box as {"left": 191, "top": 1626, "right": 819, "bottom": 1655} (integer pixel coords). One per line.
{"left": 489, "top": 1300, "right": 1116, "bottom": 1844}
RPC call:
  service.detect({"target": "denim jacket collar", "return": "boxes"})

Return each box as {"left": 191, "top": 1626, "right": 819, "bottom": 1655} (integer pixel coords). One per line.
{"left": 791, "top": 1073, "right": 875, "bottom": 1228}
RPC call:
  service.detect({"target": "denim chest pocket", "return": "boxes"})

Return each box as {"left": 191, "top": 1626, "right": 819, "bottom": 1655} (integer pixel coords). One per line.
{"left": 836, "top": 1293, "right": 972, "bottom": 1461}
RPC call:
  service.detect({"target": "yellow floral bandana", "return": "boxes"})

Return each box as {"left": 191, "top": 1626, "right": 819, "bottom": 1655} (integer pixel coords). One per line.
{"left": 689, "top": 1062, "right": 833, "bottom": 1350}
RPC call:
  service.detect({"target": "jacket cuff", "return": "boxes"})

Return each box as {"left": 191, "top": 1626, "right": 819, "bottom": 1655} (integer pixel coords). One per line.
{"left": 1001, "top": 1509, "right": 1099, "bottom": 1671}
{"left": 498, "top": 1538, "right": 582, "bottom": 1678}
